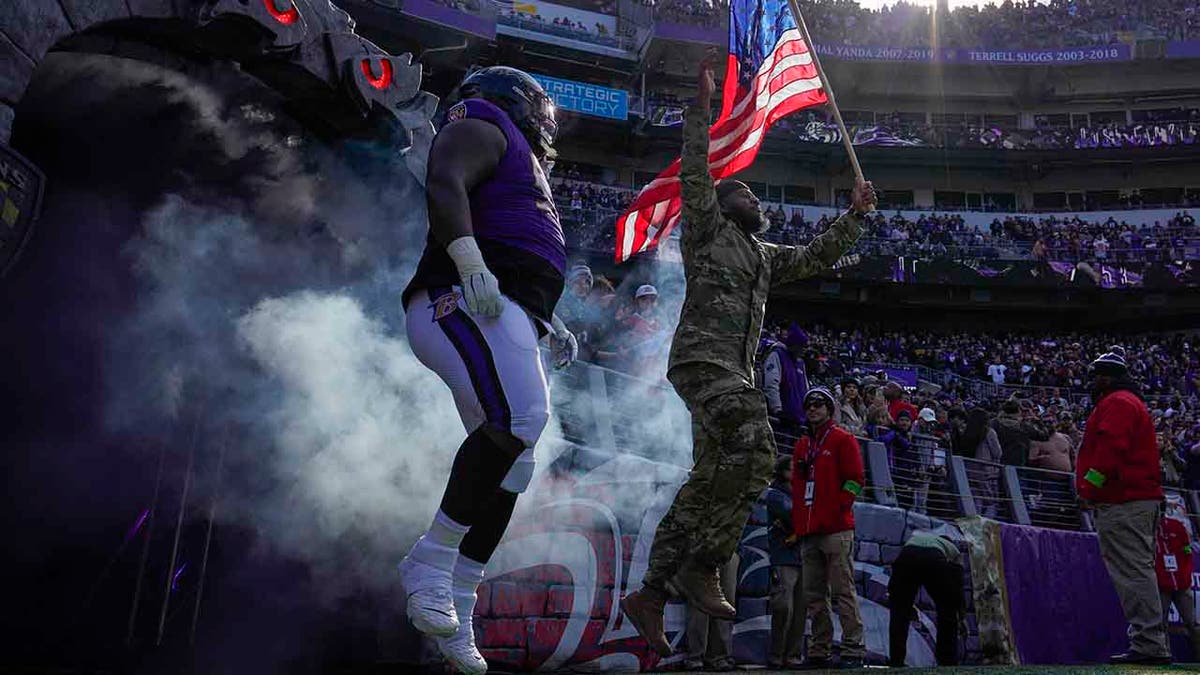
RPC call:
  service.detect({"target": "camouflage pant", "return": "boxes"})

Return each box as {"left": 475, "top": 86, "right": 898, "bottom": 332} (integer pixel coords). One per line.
{"left": 644, "top": 365, "right": 775, "bottom": 590}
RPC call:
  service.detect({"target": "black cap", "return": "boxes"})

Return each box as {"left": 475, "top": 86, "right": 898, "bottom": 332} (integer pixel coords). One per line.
{"left": 1091, "top": 350, "right": 1128, "bottom": 377}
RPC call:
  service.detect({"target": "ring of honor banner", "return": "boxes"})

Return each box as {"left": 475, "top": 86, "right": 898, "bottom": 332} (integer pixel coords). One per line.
{"left": 824, "top": 256, "right": 1199, "bottom": 289}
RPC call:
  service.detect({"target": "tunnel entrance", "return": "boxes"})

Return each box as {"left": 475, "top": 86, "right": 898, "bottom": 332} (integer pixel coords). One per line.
{"left": 1, "top": 2, "right": 436, "bottom": 671}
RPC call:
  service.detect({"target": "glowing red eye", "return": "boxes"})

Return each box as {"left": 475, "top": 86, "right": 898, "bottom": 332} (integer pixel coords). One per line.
{"left": 263, "top": 0, "right": 299, "bottom": 24}
{"left": 360, "top": 59, "right": 393, "bottom": 90}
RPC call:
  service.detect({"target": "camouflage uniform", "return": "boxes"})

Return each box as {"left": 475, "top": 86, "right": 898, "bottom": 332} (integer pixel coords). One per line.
{"left": 643, "top": 105, "right": 865, "bottom": 590}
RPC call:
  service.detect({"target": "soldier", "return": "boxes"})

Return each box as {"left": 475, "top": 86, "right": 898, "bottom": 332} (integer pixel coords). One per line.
{"left": 620, "top": 58, "right": 876, "bottom": 656}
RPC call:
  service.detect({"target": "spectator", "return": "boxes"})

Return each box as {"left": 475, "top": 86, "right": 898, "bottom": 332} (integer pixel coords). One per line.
{"left": 1160, "top": 432, "right": 1186, "bottom": 487}
{"left": 791, "top": 387, "right": 866, "bottom": 669}
{"left": 837, "top": 376, "right": 867, "bottom": 436}
{"left": 917, "top": 406, "right": 946, "bottom": 439}
{"left": 613, "top": 284, "right": 666, "bottom": 374}
{"left": 1181, "top": 440, "right": 1200, "bottom": 491}
{"left": 1155, "top": 512, "right": 1200, "bottom": 660}
{"left": 864, "top": 391, "right": 893, "bottom": 439}
{"left": 1059, "top": 413, "right": 1083, "bottom": 450}
{"left": 992, "top": 399, "right": 1050, "bottom": 466}
{"left": 888, "top": 529, "right": 965, "bottom": 667}
{"left": 765, "top": 456, "right": 804, "bottom": 669}
{"left": 880, "top": 408, "right": 933, "bottom": 513}
{"left": 1028, "top": 425, "right": 1076, "bottom": 473}
{"left": 884, "top": 381, "right": 918, "bottom": 423}
{"left": 960, "top": 407, "right": 1003, "bottom": 518}
{"left": 878, "top": 408, "right": 915, "bottom": 468}
{"left": 987, "top": 355, "right": 1008, "bottom": 384}
{"left": 762, "top": 324, "right": 811, "bottom": 433}
{"left": 557, "top": 264, "right": 594, "bottom": 337}
{"left": 1076, "top": 349, "right": 1171, "bottom": 665}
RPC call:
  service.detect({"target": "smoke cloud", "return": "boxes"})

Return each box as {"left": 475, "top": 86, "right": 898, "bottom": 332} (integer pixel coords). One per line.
{"left": 18, "top": 49, "right": 702, "bottom": 630}
{"left": 13, "top": 51, "right": 475, "bottom": 602}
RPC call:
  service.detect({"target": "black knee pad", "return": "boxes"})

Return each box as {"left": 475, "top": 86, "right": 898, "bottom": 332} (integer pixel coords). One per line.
{"left": 438, "top": 427, "right": 525, "bottom": 525}
{"left": 479, "top": 426, "right": 525, "bottom": 459}
{"left": 459, "top": 488, "right": 518, "bottom": 565}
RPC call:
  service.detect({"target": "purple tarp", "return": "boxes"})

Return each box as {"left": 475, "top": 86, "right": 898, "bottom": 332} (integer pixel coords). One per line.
{"left": 1000, "top": 524, "right": 1128, "bottom": 664}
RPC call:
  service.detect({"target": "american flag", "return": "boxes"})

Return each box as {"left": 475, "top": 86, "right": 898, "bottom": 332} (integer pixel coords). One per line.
{"left": 613, "top": 0, "right": 827, "bottom": 262}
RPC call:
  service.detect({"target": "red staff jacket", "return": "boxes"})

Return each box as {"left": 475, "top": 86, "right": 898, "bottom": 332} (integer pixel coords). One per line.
{"left": 1156, "top": 516, "right": 1195, "bottom": 592}
{"left": 1075, "top": 389, "right": 1162, "bottom": 503}
{"left": 791, "top": 419, "right": 865, "bottom": 537}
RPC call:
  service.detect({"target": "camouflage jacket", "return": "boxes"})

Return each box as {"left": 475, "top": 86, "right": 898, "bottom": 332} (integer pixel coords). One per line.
{"left": 667, "top": 105, "right": 864, "bottom": 395}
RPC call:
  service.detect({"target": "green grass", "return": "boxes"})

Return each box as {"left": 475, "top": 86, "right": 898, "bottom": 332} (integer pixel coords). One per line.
{"left": 739, "top": 662, "right": 1190, "bottom": 667}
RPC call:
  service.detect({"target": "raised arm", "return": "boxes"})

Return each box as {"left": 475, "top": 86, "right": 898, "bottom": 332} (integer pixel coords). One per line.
{"left": 769, "top": 179, "right": 875, "bottom": 285}
{"left": 678, "top": 60, "right": 723, "bottom": 249}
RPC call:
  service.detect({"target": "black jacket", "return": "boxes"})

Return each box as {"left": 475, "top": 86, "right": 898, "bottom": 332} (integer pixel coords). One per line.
{"left": 992, "top": 413, "right": 1050, "bottom": 466}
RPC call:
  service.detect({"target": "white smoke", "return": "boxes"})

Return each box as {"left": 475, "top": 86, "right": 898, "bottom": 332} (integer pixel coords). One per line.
{"left": 234, "top": 291, "right": 462, "bottom": 588}
{"left": 37, "top": 50, "right": 473, "bottom": 600}
{"left": 111, "top": 185, "right": 463, "bottom": 597}
{"left": 62, "top": 49, "right": 702, "bottom": 608}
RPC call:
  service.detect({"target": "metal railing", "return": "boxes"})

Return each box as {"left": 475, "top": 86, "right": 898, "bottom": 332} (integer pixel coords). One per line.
{"left": 1014, "top": 466, "right": 1084, "bottom": 531}
{"left": 960, "top": 457, "right": 1010, "bottom": 522}
{"left": 887, "top": 434, "right": 958, "bottom": 519}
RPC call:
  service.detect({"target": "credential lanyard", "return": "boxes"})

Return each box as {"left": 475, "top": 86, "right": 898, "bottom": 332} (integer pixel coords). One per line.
{"left": 804, "top": 425, "right": 833, "bottom": 507}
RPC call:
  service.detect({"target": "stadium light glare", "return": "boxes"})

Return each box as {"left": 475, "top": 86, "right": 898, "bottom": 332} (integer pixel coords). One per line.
{"left": 855, "top": 0, "right": 1045, "bottom": 8}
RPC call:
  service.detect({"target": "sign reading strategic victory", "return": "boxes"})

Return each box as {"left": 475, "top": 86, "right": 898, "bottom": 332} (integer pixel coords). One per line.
{"left": 531, "top": 74, "right": 628, "bottom": 121}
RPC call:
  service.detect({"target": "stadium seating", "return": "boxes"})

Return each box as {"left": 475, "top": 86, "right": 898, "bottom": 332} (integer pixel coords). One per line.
{"left": 654, "top": 0, "right": 1198, "bottom": 50}
{"left": 550, "top": 176, "right": 1200, "bottom": 263}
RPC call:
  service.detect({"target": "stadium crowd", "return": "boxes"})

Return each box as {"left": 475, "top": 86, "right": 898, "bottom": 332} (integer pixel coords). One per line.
{"left": 498, "top": 11, "right": 628, "bottom": 48}
{"left": 651, "top": 0, "right": 1198, "bottom": 49}
{"left": 636, "top": 97, "right": 1200, "bottom": 151}
{"left": 794, "top": 210, "right": 1200, "bottom": 263}
{"left": 782, "top": 116, "right": 1200, "bottom": 151}
{"left": 549, "top": 175, "right": 1200, "bottom": 263}
{"left": 801, "top": 0, "right": 1199, "bottom": 49}
{"left": 648, "top": 0, "right": 728, "bottom": 29}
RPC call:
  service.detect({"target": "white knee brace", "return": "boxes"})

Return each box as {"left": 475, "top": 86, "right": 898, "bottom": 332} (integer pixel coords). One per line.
{"left": 500, "top": 447, "right": 537, "bottom": 493}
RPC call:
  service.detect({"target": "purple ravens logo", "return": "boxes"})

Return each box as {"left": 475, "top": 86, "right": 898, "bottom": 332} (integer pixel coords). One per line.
{"left": 431, "top": 290, "right": 461, "bottom": 322}
{"left": 445, "top": 102, "right": 468, "bottom": 123}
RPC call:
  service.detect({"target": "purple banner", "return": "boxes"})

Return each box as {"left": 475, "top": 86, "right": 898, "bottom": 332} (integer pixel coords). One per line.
{"left": 1168, "top": 41, "right": 1200, "bottom": 59}
{"left": 860, "top": 363, "right": 919, "bottom": 389}
{"left": 648, "top": 25, "right": 1136, "bottom": 65}
{"left": 816, "top": 43, "right": 1132, "bottom": 65}
{"left": 1000, "top": 524, "right": 1128, "bottom": 664}
{"left": 652, "top": 21, "right": 724, "bottom": 45}
{"left": 401, "top": 0, "right": 496, "bottom": 38}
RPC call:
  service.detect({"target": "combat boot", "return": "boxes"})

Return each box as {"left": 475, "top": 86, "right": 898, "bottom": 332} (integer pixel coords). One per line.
{"left": 620, "top": 586, "right": 671, "bottom": 656}
{"left": 672, "top": 564, "right": 736, "bottom": 619}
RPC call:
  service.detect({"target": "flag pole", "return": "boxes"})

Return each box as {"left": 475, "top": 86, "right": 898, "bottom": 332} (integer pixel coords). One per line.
{"left": 787, "top": 0, "right": 865, "bottom": 183}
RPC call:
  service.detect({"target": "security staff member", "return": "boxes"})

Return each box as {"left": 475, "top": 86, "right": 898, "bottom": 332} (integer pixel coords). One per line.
{"left": 791, "top": 387, "right": 866, "bottom": 669}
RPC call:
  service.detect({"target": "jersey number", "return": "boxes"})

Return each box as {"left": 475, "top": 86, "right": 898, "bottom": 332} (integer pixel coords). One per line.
{"left": 530, "top": 156, "right": 558, "bottom": 219}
